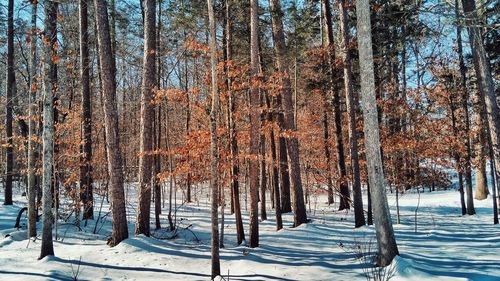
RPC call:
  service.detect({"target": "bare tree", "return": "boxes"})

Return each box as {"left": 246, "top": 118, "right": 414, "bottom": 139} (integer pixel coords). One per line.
{"left": 27, "top": 0, "right": 38, "bottom": 238}
{"left": 136, "top": 0, "right": 156, "bottom": 237}
{"left": 39, "top": 0, "right": 58, "bottom": 260}
{"left": 4, "top": 0, "right": 15, "bottom": 206}
{"left": 338, "top": 0, "right": 365, "bottom": 227}
{"left": 321, "top": 0, "right": 350, "bottom": 210}
{"left": 94, "top": 0, "right": 129, "bottom": 246}
{"left": 249, "top": 0, "right": 260, "bottom": 247}
{"left": 207, "top": 0, "right": 221, "bottom": 277}
{"left": 461, "top": 0, "right": 500, "bottom": 209}
{"left": 226, "top": 0, "right": 245, "bottom": 245}
{"left": 269, "top": 0, "right": 308, "bottom": 227}
{"left": 80, "top": 0, "right": 94, "bottom": 221}
{"left": 355, "top": 0, "right": 399, "bottom": 266}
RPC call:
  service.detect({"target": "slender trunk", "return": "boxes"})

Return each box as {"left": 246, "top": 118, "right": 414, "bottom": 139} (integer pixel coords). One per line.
{"left": 226, "top": 0, "right": 245, "bottom": 245}
{"left": 450, "top": 95, "right": 467, "bottom": 215}
{"left": 322, "top": 0, "right": 350, "bottom": 210}
{"left": 27, "top": 0, "right": 38, "bottom": 238}
{"left": 356, "top": 0, "right": 398, "bottom": 266}
{"left": 269, "top": 101, "right": 282, "bottom": 230}
{"left": 136, "top": 0, "right": 156, "bottom": 236}
{"left": 459, "top": 172, "right": 467, "bottom": 215}
{"left": 338, "top": 0, "right": 364, "bottom": 227}
{"left": 322, "top": 100, "right": 334, "bottom": 205}
{"left": 249, "top": 0, "right": 260, "bottom": 247}
{"left": 269, "top": 0, "right": 308, "bottom": 226}
{"left": 39, "top": 1, "right": 58, "bottom": 259}
{"left": 154, "top": 0, "right": 163, "bottom": 228}
{"left": 94, "top": 0, "right": 128, "bottom": 246}
{"left": 4, "top": 0, "right": 15, "bottom": 206}
{"left": 455, "top": 0, "right": 476, "bottom": 213}
{"left": 260, "top": 93, "right": 267, "bottom": 221}
{"left": 80, "top": 0, "right": 94, "bottom": 221}
{"left": 462, "top": 0, "right": 500, "bottom": 204}
{"left": 367, "top": 181, "right": 373, "bottom": 225}
{"left": 154, "top": 107, "right": 161, "bottom": 229}
{"left": 207, "top": 0, "right": 220, "bottom": 276}
{"left": 278, "top": 126, "right": 291, "bottom": 213}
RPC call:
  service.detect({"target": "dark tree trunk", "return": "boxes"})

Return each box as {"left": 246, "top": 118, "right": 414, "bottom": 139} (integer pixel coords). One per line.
{"left": 278, "top": 126, "right": 291, "bottom": 213}
{"left": 269, "top": 0, "right": 308, "bottom": 226}
{"left": 136, "top": 0, "right": 156, "bottom": 237}
{"left": 226, "top": 0, "right": 244, "bottom": 244}
{"left": 249, "top": 0, "right": 260, "bottom": 248}
{"left": 80, "top": 0, "right": 94, "bottom": 221}
{"left": 94, "top": 0, "right": 129, "bottom": 246}
{"left": 4, "top": 0, "right": 15, "bottom": 206}
{"left": 27, "top": 0, "right": 38, "bottom": 238}
{"left": 338, "top": 0, "right": 364, "bottom": 227}
{"left": 322, "top": 100, "right": 334, "bottom": 205}
{"left": 269, "top": 95, "right": 283, "bottom": 230}
{"left": 260, "top": 92, "right": 268, "bottom": 221}
{"left": 455, "top": 0, "right": 475, "bottom": 214}
{"left": 322, "top": 0, "right": 350, "bottom": 211}
{"left": 462, "top": 0, "right": 500, "bottom": 206}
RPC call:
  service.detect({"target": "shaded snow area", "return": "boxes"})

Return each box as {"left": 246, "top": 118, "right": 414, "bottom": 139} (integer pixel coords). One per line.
{"left": 1, "top": 184, "right": 499, "bottom": 281}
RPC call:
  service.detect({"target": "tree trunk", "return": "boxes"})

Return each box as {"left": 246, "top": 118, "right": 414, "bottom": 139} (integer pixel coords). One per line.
{"left": 269, "top": 101, "right": 283, "bottom": 230}
{"left": 4, "top": 0, "right": 15, "bottom": 206}
{"left": 462, "top": 0, "right": 500, "bottom": 205}
{"left": 39, "top": 1, "right": 58, "bottom": 259}
{"left": 321, "top": 0, "right": 350, "bottom": 211}
{"left": 94, "top": 0, "right": 129, "bottom": 246}
{"left": 473, "top": 92, "right": 489, "bottom": 200}
{"left": 338, "top": 0, "right": 364, "bottom": 227}
{"left": 27, "top": 0, "right": 38, "bottom": 238}
{"left": 322, "top": 100, "right": 335, "bottom": 205}
{"left": 269, "top": 0, "right": 308, "bottom": 227}
{"left": 249, "top": 0, "right": 260, "bottom": 248}
{"left": 80, "top": 0, "right": 94, "bottom": 221}
{"left": 454, "top": 0, "right": 475, "bottom": 214}
{"left": 260, "top": 93, "right": 268, "bottom": 221}
{"left": 154, "top": 107, "right": 161, "bottom": 229}
{"left": 136, "top": 0, "right": 156, "bottom": 237}
{"left": 207, "top": 0, "right": 221, "bottom": 276}
{"left": 356, "top": 0, "right": 399, "bottom": 266}
{"left": 226, "top": 0, "right": 245, "bottom": 244}
{"left": 278, "top": 127, "right": 291, "bottom": 213}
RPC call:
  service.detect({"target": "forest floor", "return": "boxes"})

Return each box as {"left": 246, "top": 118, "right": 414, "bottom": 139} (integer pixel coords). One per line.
{"left": 0, "top": 183, "right": 499, "bottom": 281}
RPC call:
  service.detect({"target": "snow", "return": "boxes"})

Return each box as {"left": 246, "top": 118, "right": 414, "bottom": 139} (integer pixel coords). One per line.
{"left": 0, "top": 183, "right": 499, "bottom": 281}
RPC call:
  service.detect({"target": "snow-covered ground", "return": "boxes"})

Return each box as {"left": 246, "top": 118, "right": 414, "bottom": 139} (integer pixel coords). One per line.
{"left": 0, "top": 183, "right": 499, "bottom": 281}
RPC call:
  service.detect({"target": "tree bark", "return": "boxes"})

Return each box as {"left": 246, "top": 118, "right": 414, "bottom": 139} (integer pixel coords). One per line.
{"left": 94, "top": 0, "right": 129, "bottom": 246}
{"left": 226, "top": 0, "right": 245, "bottom": 245}
{"left": 207, "top": 0, "right": 221, "bottom": 276}
{"left": 269, "top": 0, "right": 308, "bottom": 227}
{"left": 260, "top": 93, "right": 267, "bottom": 221}
{"left": 249, "top": 0, "right": 260, "bottom": 247}
{"left": 454, "top": 0, "right": 475, "bottom": 214}
{"left": 269, "top": 96, "right": 283, "bottom": 230}
{"left": 39, "top": 0, "right": 58, "bottom": 259}
{"left": 136, "top": 0, "right": 156, "bottom": 237}
{"left": 338, "top": 0, "right": 364, "bottom": 227}
{"left": 462, "top": 0, "right": 500, "bottom": 206}
{"left": 321, "top": 0, "right": 350, "bottom": 211}
{"left": 80, "top": 0, "right": 94, "bottom": 221}
{"left": 356, "top": 0, "right": 399, "bottom": 266}
{"left": 322, "top": 100, "right": 335, "bottom": 205}
{"left": 4, "top": 0, "right": 15, "bottom": 206}
{"left": 27, "top": 0, "right": 38, "bottom": 238}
